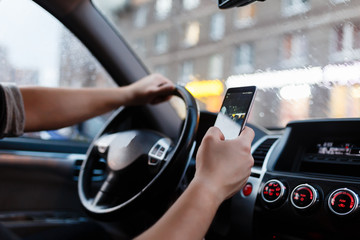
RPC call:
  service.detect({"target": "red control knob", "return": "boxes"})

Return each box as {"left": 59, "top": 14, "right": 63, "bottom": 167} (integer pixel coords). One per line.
{"left": 290, "top": 184, "right": 318, "bottom": 210}
{"left": 328, "top": 188, "right": 359, "bottom": 216}
{"left": 261, "top": 179, "right": 286, "bottom": 204}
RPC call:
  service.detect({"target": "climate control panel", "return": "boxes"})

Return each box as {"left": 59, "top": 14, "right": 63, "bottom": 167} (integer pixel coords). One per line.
{"left": 256, "top": 172, "right": 360, "bottom": 238}
{"left": 260, "top": 179, "right": 360, "bottom": 217}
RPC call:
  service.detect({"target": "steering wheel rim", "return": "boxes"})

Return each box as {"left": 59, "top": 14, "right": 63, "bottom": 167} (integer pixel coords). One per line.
{"left": 78, "top": 85, "right": 198, "bottom": 217}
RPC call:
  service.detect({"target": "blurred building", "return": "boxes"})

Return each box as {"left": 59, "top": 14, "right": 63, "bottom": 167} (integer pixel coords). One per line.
{"left": 103, "top": 0, "right": 360, "bottom": 127}
{"left": 111, "top": 0, "right": 360, "bottom": 79}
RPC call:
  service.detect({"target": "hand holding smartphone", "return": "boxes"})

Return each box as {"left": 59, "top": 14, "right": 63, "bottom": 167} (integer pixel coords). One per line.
{"left": 214, "top": 86, "right": 257, "bottom": 140}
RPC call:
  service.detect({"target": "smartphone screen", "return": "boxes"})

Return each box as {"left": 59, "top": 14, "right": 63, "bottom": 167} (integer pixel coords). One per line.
{"left": 214, "top": 86, "right": 257, "bottom": 140}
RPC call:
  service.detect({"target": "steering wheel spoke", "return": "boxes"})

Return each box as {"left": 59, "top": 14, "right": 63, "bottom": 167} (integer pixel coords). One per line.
{"left": 92, "top": 171, "right": 119, "bottom": 207}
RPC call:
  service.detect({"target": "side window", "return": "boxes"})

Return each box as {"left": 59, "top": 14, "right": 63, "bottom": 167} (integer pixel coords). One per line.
{"left": 0, "top": 0, "right": 114, "bottom": 142}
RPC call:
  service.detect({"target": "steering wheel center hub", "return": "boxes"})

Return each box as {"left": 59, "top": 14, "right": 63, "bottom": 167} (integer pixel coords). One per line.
{"left": 107, "top": 131, "right": 138, "bottom": 171}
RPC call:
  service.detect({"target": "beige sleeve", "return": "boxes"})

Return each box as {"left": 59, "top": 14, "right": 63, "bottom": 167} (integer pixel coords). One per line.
{"left": 1, "top": 83, "right": 25, "bottom": 137}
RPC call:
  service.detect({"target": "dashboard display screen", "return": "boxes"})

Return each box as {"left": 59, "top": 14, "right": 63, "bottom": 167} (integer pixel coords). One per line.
{"left": 300, "top": 139, "right": 360, "bottom": 177}
{"left": 312, "top": 142, "right": 360, "bottom": 157}
{"left": 275, "top": 120, "right": 360, "bottom": 177}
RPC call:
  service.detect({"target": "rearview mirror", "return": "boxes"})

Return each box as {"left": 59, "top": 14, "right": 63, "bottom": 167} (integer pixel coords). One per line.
{"left": 218, "top": 0, "right": 265, "bottom": 9}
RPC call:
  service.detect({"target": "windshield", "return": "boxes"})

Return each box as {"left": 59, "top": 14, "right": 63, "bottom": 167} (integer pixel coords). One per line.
{"left": 93, "top": 0, "right": 360, "bottom": 129}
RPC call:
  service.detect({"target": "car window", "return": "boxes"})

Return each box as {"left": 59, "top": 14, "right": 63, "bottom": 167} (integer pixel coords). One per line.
{"left": 0, "top": 0, "right": 115, "bottom": 142}
{"left": 93, "top": 0, "right": 360, "bottom": 129}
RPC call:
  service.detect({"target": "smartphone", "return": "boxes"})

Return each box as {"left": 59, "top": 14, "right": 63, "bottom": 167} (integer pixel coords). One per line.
{"left": 214, "top": 86, "right": 257, "bottom": 140}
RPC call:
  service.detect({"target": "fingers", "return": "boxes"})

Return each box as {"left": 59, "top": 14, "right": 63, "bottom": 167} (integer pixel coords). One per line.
{"left": 236, "top": 127, "right": 255, "bottom": 146}
{"left": 229, "top": 127, "right": 255, "bottom": 149}
{"left": 157, "top": 77, "right": 174, "bottom": 88}
{"left": 205, "top": 127, "right": 225, "bottom": 141}
{"left": 151, "top": 95, "right": 172, "bottom": 104}
{"left": 150, "top": 83, "right": 174, "bottom": 104}
{"left": 152, "top": 74, "right": 175, "bottom": 88}
{"left": 206, "top": 126, "right": 253, "bottom": 143}
{"left": 157, "top": 82, "right": 176, "bottom": 94}
{"left": 147, "top": 74, "right": 175, "bottom": 104}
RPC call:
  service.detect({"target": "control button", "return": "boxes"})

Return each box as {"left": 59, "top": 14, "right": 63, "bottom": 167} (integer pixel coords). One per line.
{"left": 149, "top": 158, "right": 160, "bottom": 165}
{"left": 148, "top": 138, "right": 172, "bottom": 166}
{"left": 242, "top": 183, "right": 253, "bottom": 197}
{"left": 261, "top": 179, "right": 285, "bottom": 203}
{"left": 151, "top": 144, "right": 160, "bottom": 155}
{"left": 156, "top": 150, "right": 164, "bottom": 157}
{"left": 290, "top": 184, "right": 318, "bottom": 210}
{"left": 328, "top": 188, "right": 359, "bottom": 216}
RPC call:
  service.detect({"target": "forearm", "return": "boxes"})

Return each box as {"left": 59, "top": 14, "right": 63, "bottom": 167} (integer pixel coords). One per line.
{"left": 21, "top": 86, "right": 132, "bottom": 132}
{"left": 134, "top": 180, "right": 222, "bottom": 240}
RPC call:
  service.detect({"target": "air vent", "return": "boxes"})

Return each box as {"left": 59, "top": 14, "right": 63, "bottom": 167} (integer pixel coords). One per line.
{"left": 252, "top": 137, "right": 278, "bottom": 168}
{"left": 73, "top": 158, "right": 107, "bottom": 181}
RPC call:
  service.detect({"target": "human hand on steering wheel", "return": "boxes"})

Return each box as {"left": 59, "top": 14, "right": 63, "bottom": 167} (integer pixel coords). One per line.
{"left": 123, "top": 74, "right": 175, "bottom": 106}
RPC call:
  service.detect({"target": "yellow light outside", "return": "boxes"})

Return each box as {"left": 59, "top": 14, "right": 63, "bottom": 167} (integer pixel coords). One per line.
{"left": 185, "top": 79, "right": 224, "bottom": 98}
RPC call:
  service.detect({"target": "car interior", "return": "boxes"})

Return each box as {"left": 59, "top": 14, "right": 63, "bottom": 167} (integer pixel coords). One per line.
{"left": 1, "top": 0, "right": 360, "bottom": 239}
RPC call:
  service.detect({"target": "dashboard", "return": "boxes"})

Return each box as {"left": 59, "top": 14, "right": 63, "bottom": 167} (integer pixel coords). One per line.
{"left": 208, "top": 118, "right": 360, "bottom": 240}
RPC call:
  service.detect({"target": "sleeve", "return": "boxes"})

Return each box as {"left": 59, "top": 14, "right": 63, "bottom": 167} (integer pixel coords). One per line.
{"left": 0, "top": 83, "right": 25, "bottom": 138}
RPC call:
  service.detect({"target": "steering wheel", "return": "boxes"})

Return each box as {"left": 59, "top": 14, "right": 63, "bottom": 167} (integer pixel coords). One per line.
{"left": 78, "top": 86, "right": 198, "bottom": 222}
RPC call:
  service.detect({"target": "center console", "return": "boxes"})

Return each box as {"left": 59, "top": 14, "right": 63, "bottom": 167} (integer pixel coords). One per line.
{"left": 253, "top": 119, "right": 360, "bottom": 239}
